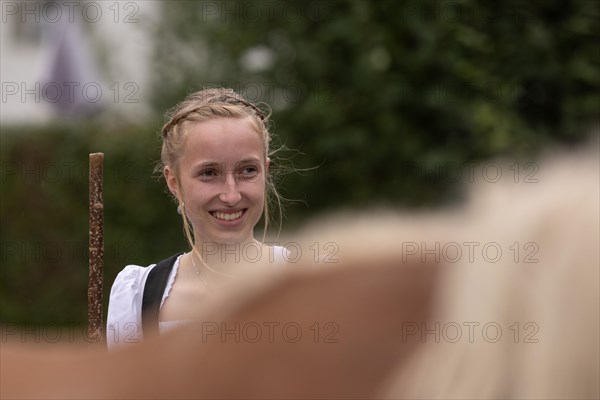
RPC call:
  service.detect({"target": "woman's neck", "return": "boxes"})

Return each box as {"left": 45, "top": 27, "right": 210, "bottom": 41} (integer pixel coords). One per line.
{"left": 182, "top": 238, "right": 275, "bottom": 286}
{"left": 193, "top": 237, "right": 262, "bottom": 269}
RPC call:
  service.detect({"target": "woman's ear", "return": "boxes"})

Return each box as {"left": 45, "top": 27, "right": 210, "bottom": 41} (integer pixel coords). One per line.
{"left": 265, "top": 157, "right": 271, "bottom": 174}
{"left": 164, "top": 166, "right": 179, "bottom": 199}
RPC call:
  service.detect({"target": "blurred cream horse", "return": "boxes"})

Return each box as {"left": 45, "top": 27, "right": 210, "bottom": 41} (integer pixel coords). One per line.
{"left": 2, "top": 139, "right": 598, "bottom": 399}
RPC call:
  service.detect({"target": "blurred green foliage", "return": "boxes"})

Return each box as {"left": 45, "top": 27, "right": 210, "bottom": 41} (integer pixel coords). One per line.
{"left": 1, "top": 0, "right": 598, "bottom": 324}
{"left": 150, "top": 0, "right": 599, "bottom": 214}
{"left": 1, "top": 124, "right": 182, "bottom": 323}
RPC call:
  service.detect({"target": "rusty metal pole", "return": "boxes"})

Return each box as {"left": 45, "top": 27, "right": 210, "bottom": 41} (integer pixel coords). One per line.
{"left": 88, "top": 153, "right": 104, "bottom": 343}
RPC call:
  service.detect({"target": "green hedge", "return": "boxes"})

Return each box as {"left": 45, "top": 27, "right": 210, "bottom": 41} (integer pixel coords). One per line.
{"left": 151, "top": 0, "right": 599, "bottom": 211}
{"left": 0, "top": 123, "right": 183, "bottom": 324}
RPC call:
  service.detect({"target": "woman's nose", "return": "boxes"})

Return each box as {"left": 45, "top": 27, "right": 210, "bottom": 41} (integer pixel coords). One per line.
{"left": 218, "top": 173, "right": 242, "bottom": 205}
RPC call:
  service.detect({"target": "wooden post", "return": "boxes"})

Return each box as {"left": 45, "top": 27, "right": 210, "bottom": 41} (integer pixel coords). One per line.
{"left": 88, "top": 153, "right": 104, "bottom": 343}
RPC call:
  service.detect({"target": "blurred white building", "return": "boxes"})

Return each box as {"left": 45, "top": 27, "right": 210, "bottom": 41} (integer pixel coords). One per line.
{"left": 1, "top": 1, "right": 159, "bottom": 126}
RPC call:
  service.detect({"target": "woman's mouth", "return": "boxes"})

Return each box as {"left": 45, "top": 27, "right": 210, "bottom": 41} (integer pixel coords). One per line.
{"left": 210, "top": 209, "right": 245, "bottom": 221}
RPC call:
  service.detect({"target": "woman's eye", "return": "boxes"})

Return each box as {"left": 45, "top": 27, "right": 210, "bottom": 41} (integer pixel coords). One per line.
{"left": 198, "top": 170, "right": 217, "bottom": 180}
{"left": 240, "top": 166, "right": 259, "bottom": 179}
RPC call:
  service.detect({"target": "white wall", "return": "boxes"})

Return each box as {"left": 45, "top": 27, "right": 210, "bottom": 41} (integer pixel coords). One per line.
{"left": 1, "top": 1, "right": 159, "bottom": 126}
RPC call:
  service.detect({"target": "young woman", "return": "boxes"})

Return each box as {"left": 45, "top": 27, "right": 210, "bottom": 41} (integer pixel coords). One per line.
{"left": 106, "top": 88, "right": 288, "bottom": 348}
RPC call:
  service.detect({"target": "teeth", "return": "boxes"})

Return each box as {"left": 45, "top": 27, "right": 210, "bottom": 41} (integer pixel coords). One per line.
{"left": 212, "top": 210, "right": 243, "bottom": 221}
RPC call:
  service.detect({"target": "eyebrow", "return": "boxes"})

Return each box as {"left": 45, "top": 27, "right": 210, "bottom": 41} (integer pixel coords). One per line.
{"left": 190, "top": 158, "right": 263, "bottom": 174}
{"left": 238, "top": 157, "right": 262, "bottom": 164}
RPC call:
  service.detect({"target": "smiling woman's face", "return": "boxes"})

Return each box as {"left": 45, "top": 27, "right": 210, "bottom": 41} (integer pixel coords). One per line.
{"left": 165, "top": 117, "right": 268, "bottom": 246}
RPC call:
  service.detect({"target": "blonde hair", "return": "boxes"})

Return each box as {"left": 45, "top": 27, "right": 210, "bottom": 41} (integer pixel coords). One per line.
{"left": 157, "top": 87, "right": 283, "bottom": 271}
{"left": 377, "top": 140, "right": 600, "bottom": 398}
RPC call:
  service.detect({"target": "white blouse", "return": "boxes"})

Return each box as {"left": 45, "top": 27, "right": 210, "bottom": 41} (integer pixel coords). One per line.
{"left": 106, "top": 246, "right": 288, "bottom": 349}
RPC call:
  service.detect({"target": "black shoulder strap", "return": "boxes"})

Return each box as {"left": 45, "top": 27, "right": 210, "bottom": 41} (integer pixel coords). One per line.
{"left": 141, "top": 252, "right": 184, "bottom": 336}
